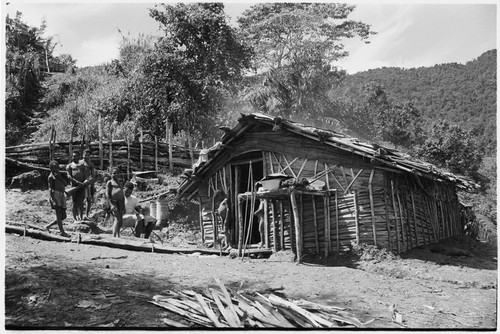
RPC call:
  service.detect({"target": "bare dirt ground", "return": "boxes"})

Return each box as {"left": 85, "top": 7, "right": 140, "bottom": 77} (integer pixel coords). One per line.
{"left": 3, "top": 184, "right": 498, "bottom": 330}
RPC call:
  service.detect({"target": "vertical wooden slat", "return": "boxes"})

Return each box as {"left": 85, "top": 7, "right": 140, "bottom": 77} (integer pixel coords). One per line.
{"left": 409, "top": 188, "right": 420, "bottom": 247}
{"left": 354, "top": 190, "right": 360, "bottom": 245}
{"left": 327, "top": 195, "right": 332, "bottom": 252}
{"left": 323, "top": 194, "right": 329, "bottom": 258}
{"left": 290, "top": 191, "right": 302, "bottom": 263}
{"left": 264, "top": 199, "right": 269, "bottom": 249}
{"left": 312, "top": 195, "right": 319, "bottom": 254}
{"left": 238, "top": 196, "right": 243, "bottom": 257}
{"left": 324, "top": 163, "right": 330, "bottom": 190}
{"left": 140, "top": 128, "right": 143, "bottom": 171}
{"left": 335, "top": 191, "right": 339, "bottom": 252}
{"left": 271, "top": 200, "right": 277, "bottom": 252}
{"left": 368, "top": 169, "right": 377, "bottom": 246}
{"left": 280, "top": 201, "right": 284, "bottom": 250}
{"left": 395, "top": 184, "right": 406, "bottom": 252}
{"left": 384, "top": 187, "right": 393, "bottom": 252}
{"left": 199, "top": 197, "right": 204, "bottom": 244}
{"left": 390, "top": 180, "right": 401, "bottom": 254}
{"left": 154, "top": 135, "right": 158, "bottom": 173}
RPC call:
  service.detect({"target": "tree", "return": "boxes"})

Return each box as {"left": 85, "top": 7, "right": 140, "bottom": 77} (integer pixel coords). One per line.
{"left": 129, "top": 3, "right": 251, "bottom": 158}
{"left": 5, "top": 11, "right": 48, "bottom": 145}
{"left": 237, "top": 3, "right": 374, "bottom": 120}
{"left": 415, "top": 120, "right": 482, "bottom": 178}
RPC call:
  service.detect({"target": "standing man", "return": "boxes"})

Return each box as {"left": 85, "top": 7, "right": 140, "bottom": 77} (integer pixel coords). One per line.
{"left": 66, "top": 150, "right": 86, "bottom": 221}
{"left": 80, "top": 149, "right": 96, "bottom": 219}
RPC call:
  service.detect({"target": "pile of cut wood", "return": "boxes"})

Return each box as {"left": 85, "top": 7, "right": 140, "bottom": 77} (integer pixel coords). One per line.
{"left": 151, "top": 278, "right": 373, "bottom": 328}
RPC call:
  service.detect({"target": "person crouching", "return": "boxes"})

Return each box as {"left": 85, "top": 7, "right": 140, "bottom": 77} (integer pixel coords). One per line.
{"left": 122, "top": 182, "right": 157, "bottom": 238}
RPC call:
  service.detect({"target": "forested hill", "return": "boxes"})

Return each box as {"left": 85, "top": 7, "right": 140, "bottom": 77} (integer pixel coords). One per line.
{"left": 333, "top": 49, "right": 497, "bottom": 154}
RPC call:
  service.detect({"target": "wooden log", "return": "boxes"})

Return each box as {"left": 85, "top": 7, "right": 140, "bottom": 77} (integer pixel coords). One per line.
{"left": 353, "top": 191, "right": 359, "bottom": 245}
{"left": 280, "top": 202, "right": 285, "bottom": 251}
{"left": 395, "top": 185, "right": 406, "bottom": 252}
{"left": 311, "top": 195, "right": 319, "bottom": 254}
{"left": 290, "top": 190, "right": 302, "bottom": 263}
{"left": 368, "top": 169, "right": 377, "bottom": 246}
{"left": 390, "top": 181, "right": 400, "bottom": 254}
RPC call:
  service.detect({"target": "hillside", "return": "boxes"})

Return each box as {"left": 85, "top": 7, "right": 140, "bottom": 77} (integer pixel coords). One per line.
{"left": 331, "top": 50, "right": 496, "bottom": 154}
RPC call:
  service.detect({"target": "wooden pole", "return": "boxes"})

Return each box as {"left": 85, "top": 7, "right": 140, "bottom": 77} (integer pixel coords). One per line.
{"left": 98, "top": 112, "right": 103, "bottom": 170}
{"left": 335, "top": 191, "right": 339, "bottom": 252}
{"left": 238, "top": 196, "right": 243, "bottom": 257}
{"left": 409, "top": 188, "right": 420, "bottom": 247}
{"left": 390, "top": 180, "right": 401, "bottom": 254}
{"left": 271, "top": 200, "right": 277, "bottom": 252}
{"left": 127, "top": 132, "right": 131, "bottom": 177}
{"left": 395, "top": 186, "right": 406, "bottom": 252}
{"left": 199, "top": 197, "right": 205, "bottom": 244}
{"left": 290, "top": 190, "right": 302, "bottom": 263}
{"left": 354, "top": 190, "right": 360, "bottom": 245}
{"left": 140, "top": 129, "right": 144, "bottom": 171}
{"left": 323, "top": 194, "right": 329, "bottom": 257}
{"left": 264, "top": 199, "right": 269, "bottom": 249}
{"left": 109, "top": 129, "right": 113, "bottom": 171}
{"left": 155, "top": 135, "right": 158, "bottom": 174}
{"left": 368, "top": 169, "right": 377, "bottom": 246}
{"left": 312, "top": 195, "right": 319, "bottom": 254}
{"left": 384, "top": 188, "right": 393, "bottom": 252}
{"left": 279, "top": 202, "right": 284, "bottom": 250}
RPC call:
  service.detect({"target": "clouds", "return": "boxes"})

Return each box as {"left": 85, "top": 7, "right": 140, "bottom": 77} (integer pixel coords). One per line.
{"left": 4, "top": 2, "right": 496, "bottom": 71}
{"left": 337, "top": 3, "right": 496, "bottom": 73}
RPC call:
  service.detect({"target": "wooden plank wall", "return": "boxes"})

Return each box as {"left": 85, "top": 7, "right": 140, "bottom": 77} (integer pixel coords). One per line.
{"left": 262, "top": 150, "right": 463, "bottom": 255}
{"left": 198, "top": 165, "right": 232, "bottom": 245}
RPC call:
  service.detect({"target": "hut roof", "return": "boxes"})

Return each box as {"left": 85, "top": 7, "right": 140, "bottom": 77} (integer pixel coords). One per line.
{"left": 178, "top": 113, "right": 478, "bottom": 197}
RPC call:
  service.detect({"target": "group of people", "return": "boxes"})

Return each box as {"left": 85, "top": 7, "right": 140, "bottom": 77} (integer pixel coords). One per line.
{"left": 45, "top": 149, "right": 95, "bottom": 236}
{"left": 106, "top": 167, "right": 156, "bottom": 239}
{"left": 46, "top": 150, "right": 157, "bottom": 239}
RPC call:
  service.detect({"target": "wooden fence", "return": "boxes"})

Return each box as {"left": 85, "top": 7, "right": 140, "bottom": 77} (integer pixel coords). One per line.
{"left": 5, "top": 140, "right": 195, "bottom": 174}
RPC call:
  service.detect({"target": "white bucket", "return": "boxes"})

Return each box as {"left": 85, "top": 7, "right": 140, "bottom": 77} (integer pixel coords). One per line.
{"left": 156, "top": 197, "right": 169, "bottom": 225}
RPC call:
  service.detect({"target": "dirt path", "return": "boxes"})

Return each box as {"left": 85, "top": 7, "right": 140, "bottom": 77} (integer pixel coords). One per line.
{"left": 4, "top": 189, "right": 498, "bottom": 329}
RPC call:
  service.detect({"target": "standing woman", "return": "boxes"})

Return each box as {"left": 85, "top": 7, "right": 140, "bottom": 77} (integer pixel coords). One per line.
{"left": 106, "top": 167, "right": 125, "bottom": 237}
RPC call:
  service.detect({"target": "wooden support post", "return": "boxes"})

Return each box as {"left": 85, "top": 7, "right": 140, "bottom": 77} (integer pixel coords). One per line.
{"left": 155, "top": 135, "right": 158, "bottom": 174}
{"left": 127, "top": 133, "right": 131, "bottom": 177}
{"left": 323, "top": 194, "right": 330, "bottom": 257}
{"left": 279, "top": 202, "right": 284, "bottom": 251}
{"left": 238, "top": 197, "right": 243, "bottom": 257}
{"left": 140, "top": 129, "right": 144, "bottom": 171}
{"left": 312, "top": 195, "right": 319, "bottom": 254}
{"left": 299, "top": 195, "right": 304, "bottom": 248}
{"left": 368, "top": 169, "right": 377, "bottom": 246}
{"left": 264, "top": 199, "right": 269, "bottom": 249}
{"left": 287, "top": 201, "right": 293, "bottom": 250}
{"left": 109, "top": 131, "right": 113, "bottom": 171}
{"left": 395, "top": 187, "right": 406, "bottom": 252}
{"left": 167, "top": 119, "right": 173, "bottom": 173}
{"left": 409, "top": 189, "right": 420, "bottom": 247}
{"left": 324, "top": 163, "right": 330, "bottom": 190}
{"left": 290, "top": 190, "right": 302, "bottom": 263}
{"left": 98, "top": 112, "right": 103, "bottom": 170}
{"left": 354, "top": 191, "right": 360, "bottom": 245}
{"left": 198, "top": 198, "right": 205, "bottom": 244}
{"left": 335, "top": 191, "right": 339, "bottom": 252}
{"left": 271, "top": 200, "right": 277, "bottom": 252}
{"left": 390, "top": 181, "right": 401, "bottom": 254}
{"left": 384, "top": 188, "right": 393, "bottom": 252}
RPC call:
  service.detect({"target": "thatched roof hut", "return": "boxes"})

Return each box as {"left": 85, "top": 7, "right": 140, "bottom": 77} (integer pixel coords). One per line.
{"left": 178, "top": 113, "right": 477, "bottom": 261}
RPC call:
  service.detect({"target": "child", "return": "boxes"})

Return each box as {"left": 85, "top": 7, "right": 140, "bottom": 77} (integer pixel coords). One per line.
{"left": 45, "top": 161, "right": 70, "bottom": 237}
{"left": 106, "top": 167, "right": 125, "bottom": 237}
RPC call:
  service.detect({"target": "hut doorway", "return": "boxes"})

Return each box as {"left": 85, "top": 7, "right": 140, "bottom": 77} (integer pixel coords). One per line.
{"left": 231, "top": 153, "right": 263, "bottom": 247}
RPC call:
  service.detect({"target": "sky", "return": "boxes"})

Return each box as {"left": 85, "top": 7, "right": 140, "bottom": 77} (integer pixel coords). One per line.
{"left": 2, "top": 1, "right": 498, "bottom": 74}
